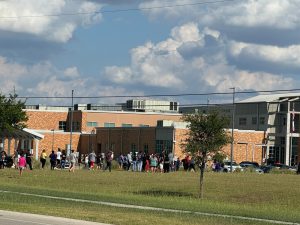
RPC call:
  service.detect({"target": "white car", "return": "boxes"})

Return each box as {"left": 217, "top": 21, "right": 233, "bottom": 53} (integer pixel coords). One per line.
{"left": 222, "top": 161, "right": 243, "bottom": 172}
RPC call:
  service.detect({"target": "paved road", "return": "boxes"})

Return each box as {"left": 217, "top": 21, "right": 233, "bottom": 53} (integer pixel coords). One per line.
{"left": 0, "top": 210, "right": 111, "bottom": 225}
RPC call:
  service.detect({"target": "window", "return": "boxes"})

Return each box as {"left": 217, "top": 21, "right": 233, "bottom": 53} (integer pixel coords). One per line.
{"left": 144, "top": 144, "right": 149, "bottom": 153}
{"left": 139, "top": 124, "right": 150, "bottom": 127}
{"left": 131, "top": 144, "right": 137, "bottom": 153}
{"left": 110, "top": 143, "right": 115, "bottom": 151}
{"left": 104, "top": 122, "right": 115, "bottom": 128}
{"left": 239, "top": 118, "right": 247, "bottom": 126}
{"left": 170, "top": 102, "right": 178, "bottom": 111}
{"left": 283, "top": 117, "right": 287, "bottom": 126}
{"left": 259, "top": 117, "right": 265, "bottom": 125}
{"left": 59, "top": 121, "right": 66, "bottom": 131}
{"left": 87, "top": 121, "right": 98, "bottom": 127}
{"left": 170, "top": 102, "right": 173, "bottom": 110}
{"left": 280, "top": 137, "right": 285, "bottom": 145}
{"left": 155, "top": 140, "right": 172, "bottom": 153}
{"left": 122, "top": 123, "right": 132, "bottom": 127}
{"left": 252, "top": 117, "right": 257, "bottom": 125}
{"left": 174, "top": 102, "right": 178, "bottom": 110}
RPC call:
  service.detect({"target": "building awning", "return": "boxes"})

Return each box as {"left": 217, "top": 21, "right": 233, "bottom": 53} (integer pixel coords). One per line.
{"left": 0, "top": 128, "right": 44, "bottom": 140}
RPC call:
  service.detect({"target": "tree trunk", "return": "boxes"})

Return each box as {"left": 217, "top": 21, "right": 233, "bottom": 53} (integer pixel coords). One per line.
{"left": 199, "top": 155, "right": 206, "bottom": 199}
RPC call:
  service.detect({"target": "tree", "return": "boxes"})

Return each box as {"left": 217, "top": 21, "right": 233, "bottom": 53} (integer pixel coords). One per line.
{"left": 182, "top": 111, "right": 231, "bottom": 198}
{"left": 0, "top": 93, "right": 28, "bottom": 131}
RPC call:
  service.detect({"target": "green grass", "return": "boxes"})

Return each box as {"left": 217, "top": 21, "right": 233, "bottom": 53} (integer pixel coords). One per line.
{"left": 0, "top": 168, "right": 299, "bottom": 225}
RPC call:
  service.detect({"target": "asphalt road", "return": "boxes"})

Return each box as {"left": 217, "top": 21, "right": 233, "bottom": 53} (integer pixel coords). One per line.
{"left": 0, "top": 210, "right": 111, "bottom": 225}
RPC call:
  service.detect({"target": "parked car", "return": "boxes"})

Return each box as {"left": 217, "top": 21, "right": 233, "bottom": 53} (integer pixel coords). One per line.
{"left": 273, "top": 163, "right": 297, "bottom": 171}
{"left": 261, "top": 163, "right": 297, "bottom": 173}
{"left": 239, "top": 161, "right": 263, "bottom": 173}
{"left": 222, "top": 161, "right": 243, "bottom": 172}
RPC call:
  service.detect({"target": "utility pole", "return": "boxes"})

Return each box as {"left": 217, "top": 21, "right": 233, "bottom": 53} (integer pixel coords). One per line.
{"left": 230, "top": 87, "right": 235, "bottom": 172}
{"left": 69, "top": 90, "right": 74, "bottom": 155}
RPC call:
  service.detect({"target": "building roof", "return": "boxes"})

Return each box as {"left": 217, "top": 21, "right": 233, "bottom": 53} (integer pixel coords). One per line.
{"left": 239, "top": 92, "right": 300, "bottom": 103}
{"left": 0, "top": 128, "right": 44, "bottom": 140}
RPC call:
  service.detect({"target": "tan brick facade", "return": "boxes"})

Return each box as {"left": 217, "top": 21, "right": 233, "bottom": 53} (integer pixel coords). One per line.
{"left": 92, "top": 127, "right": 266, "bottom": 164}
{"left": 23, "top": 110, "right": 182, "bottom": 156}
{"left": 222, "top": 130, "right": 266, "bottom": 164}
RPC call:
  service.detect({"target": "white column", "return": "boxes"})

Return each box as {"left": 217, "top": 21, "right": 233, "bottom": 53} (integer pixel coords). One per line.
{"left": 28, "top": 139, "right": 32, "bottom": 153}
{"left": 8, "top": 138, "right": 11, "bottom": 156}
{"left": 285, "top": 101, "right": 291, "bottom": 165}
{"left": 21, "top": 139, "right": 25, "bottom": 150}
{"left": 14, "top": 139, "right": 19, "bottom": 151}
{"left": 1, "top": 138, "right": 5, "bottom": 152}
{"left": 35, "top": 139, "right": 39, "bottom": 160}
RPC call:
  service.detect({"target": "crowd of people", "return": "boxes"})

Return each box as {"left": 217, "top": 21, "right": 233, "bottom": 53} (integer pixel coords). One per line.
{"left": 2, "top": 148, "right": 300, "bottom": 175}
{"left": 0, "top": 148, "right": 200, "bottom": 174}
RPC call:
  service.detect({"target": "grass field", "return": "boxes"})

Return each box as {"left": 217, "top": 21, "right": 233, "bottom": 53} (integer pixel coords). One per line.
{"left": 0, "top": 168, "right": 299, "bottom": 225}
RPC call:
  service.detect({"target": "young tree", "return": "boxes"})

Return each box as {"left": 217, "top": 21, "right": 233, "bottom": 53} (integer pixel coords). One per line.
{"left": 0, "top": 93, "right": 28, "bottom": 131}
{"left": 182, "top": 111, "right": 231, "bottom": 198}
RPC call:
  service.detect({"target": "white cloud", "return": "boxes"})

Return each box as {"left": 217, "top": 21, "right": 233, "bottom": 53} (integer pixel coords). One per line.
{"left": 104, "top": 22, "right": 296, "bottom": 95}
{"left": 0, "top": 0, "right": 103, "bottom": 42}
{"left": 139, "top": 0, "right": 300, "bottom": 30}
{"left": 0, "top": 56, "right": 145, "bottom": 104}
{"left": 228, "top": 41, "right": 300, "bottom": 68}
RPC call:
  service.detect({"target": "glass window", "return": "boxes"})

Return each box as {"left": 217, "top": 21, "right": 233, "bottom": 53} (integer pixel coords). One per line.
{"left": 110, "top": 143, "right": 115, "bottom": 151}
{"left": 252, "top": 117, "right": 257, "bottom": 125}
{"left": 104, "top": 122, "right": 115, "bottom": 128}
{"left": 59, "top": 121, "right": 66, "bottom": 131}
{"left": 259, "top": 117, "right": 265, "bottom": 125}
{"left": 144, "top": 144, "right": 149, "bottom": 153}
{"left": 131, "top": 144, "right": 136, "bottom": 153}
{"left": 87, "top": 121, "right": 98, "bottom": 127}
{"left": 239, "top": 118, "right": 247, "bottom": 126}
{"left": 122, "top": 123, "right": 132, "bottom": 127}
{"left": 174, "top": 102, "right": 178, "bottom": 111}
{"left": 139, "top": 124, "right": 149, "bottom": 127}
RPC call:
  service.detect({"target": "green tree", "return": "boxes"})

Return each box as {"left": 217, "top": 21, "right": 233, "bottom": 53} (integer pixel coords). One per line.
{"left": 0, "top": 93, "right": 28, "bottom": 131}
{"left": 182, "top": 111, "right": 231, "bottom": 198}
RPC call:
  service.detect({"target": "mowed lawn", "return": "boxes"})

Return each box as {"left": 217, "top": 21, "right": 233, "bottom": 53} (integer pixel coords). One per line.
{"left": 0, "top": 168, "right": 299, "bottom": 225}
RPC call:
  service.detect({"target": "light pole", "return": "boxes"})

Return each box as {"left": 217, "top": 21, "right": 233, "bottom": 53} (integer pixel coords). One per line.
{"left": 69, "top": 90, "right": 74, "bottom": 156}
{"left": 91, "top": 129, "right": 95, "bottom": 152}
{"left": 51, "top": 129, "right": 55, "bottom": 152}
{"left": 90, "top": 129, "right": 95, "bottom": 153}
{"left": 230, "top": 87, "right": 236, "bottom": 172}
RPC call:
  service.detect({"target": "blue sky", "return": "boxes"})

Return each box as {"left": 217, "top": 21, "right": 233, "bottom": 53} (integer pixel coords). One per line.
{"left": 0, "top": 0, "right": 300, "bottom": 106}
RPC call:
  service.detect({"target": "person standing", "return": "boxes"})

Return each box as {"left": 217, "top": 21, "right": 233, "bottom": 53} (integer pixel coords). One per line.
{"left": 104, "top": 151, "right": 113, "bottom": 172}
{"left": 69, "top": 150, "right": 77, "bottom": 172}
{"left": 13, "top": 150, "right": 19, "bottom": 170}
{"left": 49, "top": 150, "right": 57, "bottom": 170}
{"left": 88, "top": 151, "right": 96, "bottom": 170}
{"left": 56, "top": 148, "right": 62, "bottom": 168}
{"left": 61, "top": 150, "right": 66, "bottom": 169}
{"left": 0, "top": 151, "right": 6, "bottom": 169}
{"left": 40, "top": 149, "right": 47, "bottom": 169}
{"left": 18, "top": 153, "right": 26, "bottom": 176}
{"left": 25, "top": 150, "right": 33, "bottom": 170}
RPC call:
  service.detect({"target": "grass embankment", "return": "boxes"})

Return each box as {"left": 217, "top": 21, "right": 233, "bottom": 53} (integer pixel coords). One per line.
{"left": 0, "top": 168, "right": 299, "bottom": 225}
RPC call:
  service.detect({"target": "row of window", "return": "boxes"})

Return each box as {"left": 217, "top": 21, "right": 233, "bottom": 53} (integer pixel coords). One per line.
{"left": 58, "top": 121, "right": 150, "bottom": 131}
{"left": 98, "top": 140, "right": 172, "bottom": 154}
{"left": 58, "top": 121, "right": 80, "bottom": 131}
{"left": 87, "top": 121, "right": 149, "bottom": 128}
{"left": 238, "top": 117, "right": 265, "bottom": 126}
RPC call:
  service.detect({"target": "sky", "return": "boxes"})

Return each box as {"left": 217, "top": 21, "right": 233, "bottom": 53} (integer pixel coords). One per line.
{"left": 0, "top": 0, "right": 299, "bottom": 106}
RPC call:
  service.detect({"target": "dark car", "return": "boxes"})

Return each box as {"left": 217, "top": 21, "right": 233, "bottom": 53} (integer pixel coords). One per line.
{"left": 261, "top": 163, "right": 296, "bottom": 173}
